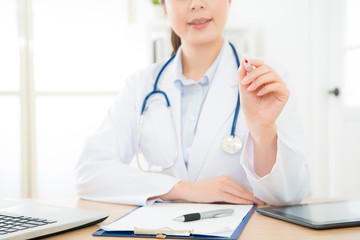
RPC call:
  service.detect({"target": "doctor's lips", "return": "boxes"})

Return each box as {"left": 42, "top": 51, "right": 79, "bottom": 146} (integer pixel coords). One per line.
{"left": 188, "top": 18, "right": 212, "bottom": 29}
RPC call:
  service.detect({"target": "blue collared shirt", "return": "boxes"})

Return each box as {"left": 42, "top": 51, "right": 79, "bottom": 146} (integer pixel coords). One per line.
{"left": 172, "top": 42, "right": 225, "bottom": 167}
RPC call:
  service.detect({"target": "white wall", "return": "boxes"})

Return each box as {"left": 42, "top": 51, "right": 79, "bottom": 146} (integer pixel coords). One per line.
{"left": 228, "top": 0, "right": 311, "bottom": 145}
{"left": 228, "top": 1, "right": 318, "bottom": 196}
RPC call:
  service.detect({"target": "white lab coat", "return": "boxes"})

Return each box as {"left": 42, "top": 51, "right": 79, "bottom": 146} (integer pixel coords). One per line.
{"left": 75, "top": 42, "right": 309, "bottom": 206}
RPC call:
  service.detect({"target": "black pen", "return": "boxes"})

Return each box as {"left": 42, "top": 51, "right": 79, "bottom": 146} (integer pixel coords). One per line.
{"left": 173, "top": 208, "right": 234, "bottom": 222}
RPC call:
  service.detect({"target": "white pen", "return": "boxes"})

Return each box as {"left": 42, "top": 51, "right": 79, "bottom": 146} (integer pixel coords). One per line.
{"left": 243, "top": 58, "right": 253, "bottom": 72}
{"left": 173, "top": 208, "right": 234, "bottom": 222}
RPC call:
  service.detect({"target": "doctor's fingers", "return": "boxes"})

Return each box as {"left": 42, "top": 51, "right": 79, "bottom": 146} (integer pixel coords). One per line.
{"left": 220, "top": 192, "right": 255, "bottom": 205}
{"left": 221, "top": 177, "right": 263, "bottom": 204}
{"left": 241, "top": 64, "right": 273, "bottom": 85}
{"left": 256, "top": 82, "right": 290, "bottom": 101}
{"left": 247, "top": 58, "right": 265, "bottom": 67}
{"left": 221, "top": 184, "right": 263, "bottom": 205}
{"left": 224, "top": 183, "right": 263, "bottom": 205}
{"left": 246, "top": 72, "right": 281, "bottom": 92}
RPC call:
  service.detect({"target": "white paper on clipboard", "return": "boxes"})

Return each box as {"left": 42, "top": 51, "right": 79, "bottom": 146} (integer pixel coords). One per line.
{"left": 102, "top": 202, "right": 253, "bottom": 237}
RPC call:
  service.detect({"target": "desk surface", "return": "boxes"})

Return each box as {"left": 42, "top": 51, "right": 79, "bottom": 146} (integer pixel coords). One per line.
{"left": 24, "top": 198, "right": 360, "bottom": 240}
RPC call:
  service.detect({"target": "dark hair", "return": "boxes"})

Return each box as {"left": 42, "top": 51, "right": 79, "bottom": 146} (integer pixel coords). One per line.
{"left": 170, "top": 29, "right": 181, "bottom": 55}
{"left": 161, "top": 0, "right": 181, "bottom": 55}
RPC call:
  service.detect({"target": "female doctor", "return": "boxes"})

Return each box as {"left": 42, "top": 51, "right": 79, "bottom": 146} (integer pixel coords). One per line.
{"left": 75, "top": 0, "right": 308, "bottom": 206}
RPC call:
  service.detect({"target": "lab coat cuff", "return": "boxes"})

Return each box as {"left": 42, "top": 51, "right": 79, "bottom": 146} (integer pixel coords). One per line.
{"left": 239, "top": 133, "right": 261, "bottom": 180}
{"left": 240, "top": 132, "right": 291, "bottom": 182}
{"left": 143, "top": 177, "right": 182, "bottom": 206}
{"left": 240, "top": 132, "right": 308, "bottom": 204}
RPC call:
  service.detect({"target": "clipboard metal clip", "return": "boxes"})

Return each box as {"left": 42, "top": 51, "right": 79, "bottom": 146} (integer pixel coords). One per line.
{"left": 134, "top": 227, "right": 193, "bottom": 238}
{"left": 156, "top": 233, "right": 167, "bottom": 239}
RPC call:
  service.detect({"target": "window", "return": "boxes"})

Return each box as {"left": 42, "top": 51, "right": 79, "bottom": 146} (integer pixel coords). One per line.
{"left": 0, "top": 0, "right": 150, "bottom": 198}
{"left": 0, "top": 0, "right": 19, "bottom": 92}
{"left": 0, "top": 97, "right": 21, "bottom": 197}
{"left": 344, "top": 0, "right": 360, "bottom": 106}
{"left": 32, "top": 0, "right": 128, "bottom": 198}
{"left": 33, "top": 0, "right": 130, "bottom": 91}
{"left": 0, "top": 0, "right": 21, "bottom": 197}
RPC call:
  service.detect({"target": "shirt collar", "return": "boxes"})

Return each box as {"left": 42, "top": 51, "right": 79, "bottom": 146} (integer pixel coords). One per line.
{"left": 173, "top": 41, "right": 226, "bottom": 92}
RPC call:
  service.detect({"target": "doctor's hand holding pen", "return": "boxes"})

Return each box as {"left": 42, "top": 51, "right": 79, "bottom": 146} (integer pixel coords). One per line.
{"left": 151, "top": 58, "right": 289, "bottom": 206}
{"left": 238, "top": 57, "right": 290, "bottom": 178}
{"left": 151, "top": 59, "right": 289, "bottom": 206}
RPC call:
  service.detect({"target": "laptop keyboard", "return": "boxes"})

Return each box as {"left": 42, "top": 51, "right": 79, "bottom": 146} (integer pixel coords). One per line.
{"left": 0, "top": 213, "right": 57, "bottom": 235}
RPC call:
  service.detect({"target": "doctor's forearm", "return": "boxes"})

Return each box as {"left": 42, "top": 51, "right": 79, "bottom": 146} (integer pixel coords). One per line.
{"left": 251, "top": 123, "right": 277, "bottom": 178}
{"left": 156, "top": 176, "right": 263, "bottom": 205}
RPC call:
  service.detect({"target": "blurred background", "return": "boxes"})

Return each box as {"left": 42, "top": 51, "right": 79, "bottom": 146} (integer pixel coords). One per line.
{"left": 0, "top": 0, "right": 359, "bottom": 200}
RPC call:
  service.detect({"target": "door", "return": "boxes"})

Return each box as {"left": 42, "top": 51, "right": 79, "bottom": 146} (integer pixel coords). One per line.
{"left": 328, "top": 0, "right": 360, "bottom": 198}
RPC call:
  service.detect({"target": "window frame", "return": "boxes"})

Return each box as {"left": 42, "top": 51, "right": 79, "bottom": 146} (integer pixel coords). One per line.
{"left": 0, "top": 0, "right": 119, "bottom": 198}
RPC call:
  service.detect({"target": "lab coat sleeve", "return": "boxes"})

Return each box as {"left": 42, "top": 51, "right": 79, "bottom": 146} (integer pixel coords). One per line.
{"left": 75, "top": 71, "right": 181, "bottom": 206}
{"left": 239, "top": 70, "right": 309, "bottom": 205}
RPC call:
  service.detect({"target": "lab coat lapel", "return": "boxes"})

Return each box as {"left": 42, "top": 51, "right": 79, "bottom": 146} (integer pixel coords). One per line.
{"left": 187, "top": 43, "right": 239, "bottom": 181}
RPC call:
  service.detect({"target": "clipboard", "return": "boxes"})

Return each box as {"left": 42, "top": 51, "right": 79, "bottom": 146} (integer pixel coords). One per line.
{"left": 93, "top": 204, "right": 257, "bottom": 239}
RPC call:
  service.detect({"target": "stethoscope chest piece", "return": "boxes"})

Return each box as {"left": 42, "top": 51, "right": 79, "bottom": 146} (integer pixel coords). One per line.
{"left": 221, "top": 135, "right": 243, "bottom": 154}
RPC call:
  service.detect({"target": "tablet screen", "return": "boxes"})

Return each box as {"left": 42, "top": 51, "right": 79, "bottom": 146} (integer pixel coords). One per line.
{"left": 274, "top": 201, "right": 360, "bottom": 222}
{"left": 257, "top": 200, "right": 360, "bottom": 229}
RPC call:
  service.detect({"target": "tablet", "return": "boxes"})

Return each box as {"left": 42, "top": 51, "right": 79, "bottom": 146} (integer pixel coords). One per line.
{"left": 256, "top": 200, "right": 360, "bottom": 229}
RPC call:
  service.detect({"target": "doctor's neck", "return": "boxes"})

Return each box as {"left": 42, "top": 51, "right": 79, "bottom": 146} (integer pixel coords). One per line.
{"left": 181, "top": 37, "right": 223, "bottom": 82}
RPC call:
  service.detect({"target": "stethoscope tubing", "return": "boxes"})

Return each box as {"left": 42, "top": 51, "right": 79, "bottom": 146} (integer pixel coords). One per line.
{"left": 150, "top": 42, "right": 241, "bottom": 137}
{"left": 136, "top": 42, "right": 242, "bottom": 171}
{"left": 141, "top": 90, "right": 170, "bottom": 114}
{"left": 228, "top": 42, "right": 241, "bottom": 137}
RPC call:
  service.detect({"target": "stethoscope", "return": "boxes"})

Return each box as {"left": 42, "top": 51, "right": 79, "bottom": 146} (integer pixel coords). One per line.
{"left": 136, "top": 42, "right": 242, "bottom": 172}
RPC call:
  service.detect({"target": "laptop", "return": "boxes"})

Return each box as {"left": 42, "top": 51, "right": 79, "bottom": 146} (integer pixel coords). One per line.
{"left": 0, "top": 199, "right": 108, "bottom": 240}
{"left": 256, "top": 200, "right": 360, "bottom": 230}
